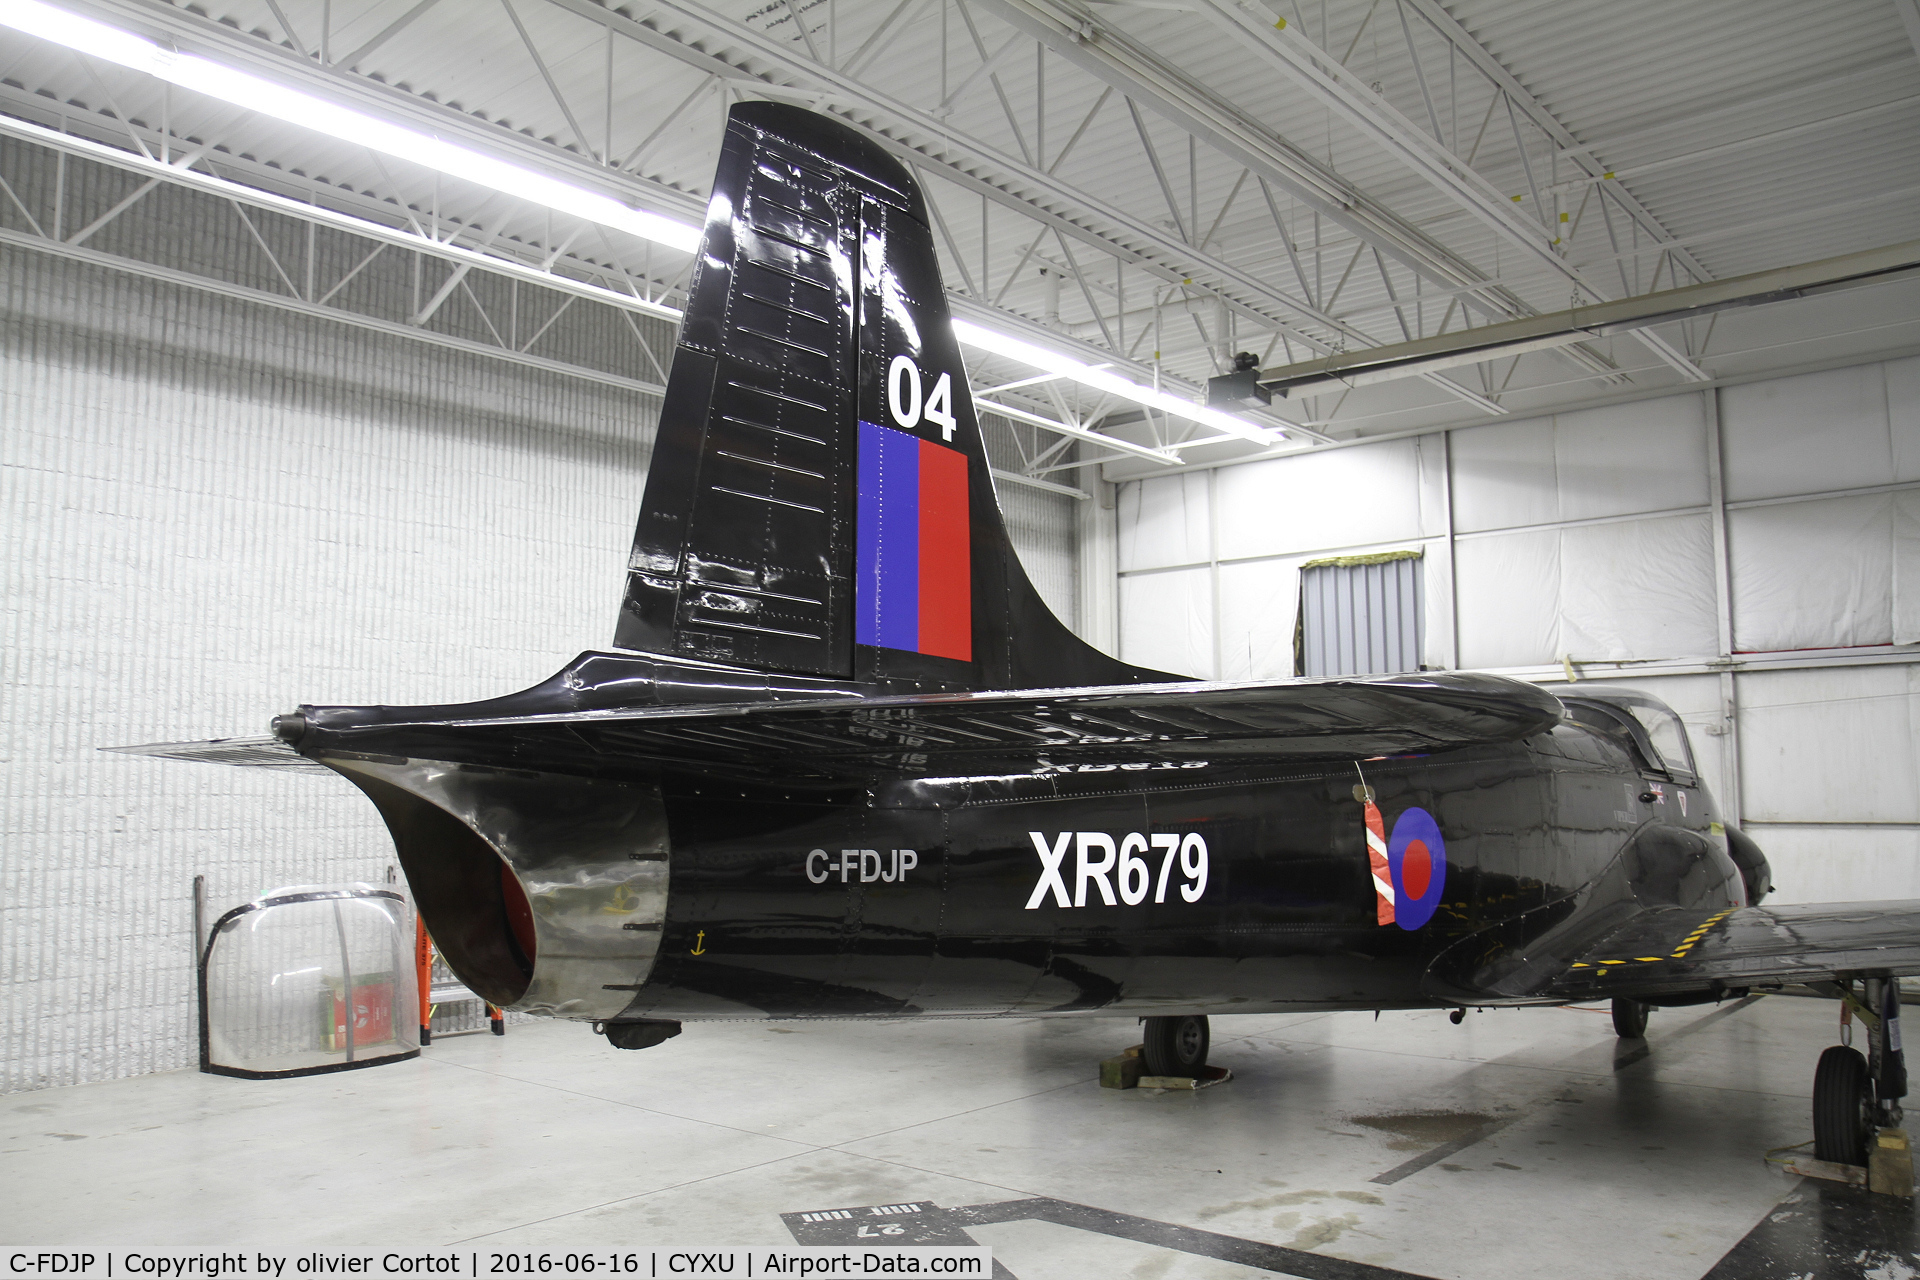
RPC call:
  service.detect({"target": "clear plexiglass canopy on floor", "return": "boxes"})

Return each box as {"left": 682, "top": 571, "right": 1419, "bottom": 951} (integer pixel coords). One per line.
{"left": 199, "top": 884, "right": 419, "bottom": 1078}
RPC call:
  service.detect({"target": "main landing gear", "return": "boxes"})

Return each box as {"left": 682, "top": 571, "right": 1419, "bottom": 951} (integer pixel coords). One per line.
{"left": 1142, "top": 1015, "right": 1210, "bottom": 1077}
{"left": 1611, "top": 997, "right": 1651, "bottom": 1039}
{"left": 1813, "top": 975, "right": 1906, "bottom": 1172}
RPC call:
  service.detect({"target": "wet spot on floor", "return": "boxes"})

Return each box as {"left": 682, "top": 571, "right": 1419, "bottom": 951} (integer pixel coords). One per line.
{"left": 1196, "top": 1189, "right": 1330, "bottom": 1219}
{"left": 1350, "top": 1111, "right": 1497, "bottom": 1152}
{"left": 1286, "top": 1213, "right": 1360, "bottom": 1250}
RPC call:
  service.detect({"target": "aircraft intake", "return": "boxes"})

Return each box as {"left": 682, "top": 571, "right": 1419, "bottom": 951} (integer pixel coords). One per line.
{"left": 318, "top": 754, "right": 671, "bottom": 1019}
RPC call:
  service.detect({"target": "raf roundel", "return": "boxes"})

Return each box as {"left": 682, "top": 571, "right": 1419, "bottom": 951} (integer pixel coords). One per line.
{"left": 1387, "top": 807, "right": 1447, "bottom": 931}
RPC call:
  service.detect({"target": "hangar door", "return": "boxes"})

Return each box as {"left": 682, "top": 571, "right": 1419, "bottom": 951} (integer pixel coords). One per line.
{"left": 1296, "top": 551, "right": 1425, "bottom": 677}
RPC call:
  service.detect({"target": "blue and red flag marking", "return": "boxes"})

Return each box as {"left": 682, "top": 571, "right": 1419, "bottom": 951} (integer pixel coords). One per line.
{"left": 1386, "top": 807, "right": 1447, "bottom": 930}
{"left": 856, "top": 419, "right": 971, "bottom": 661}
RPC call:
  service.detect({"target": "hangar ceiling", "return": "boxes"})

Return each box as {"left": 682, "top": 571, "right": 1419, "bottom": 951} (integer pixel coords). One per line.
{"left": 2, "top": 0, "right": 1918, "bottom": 483}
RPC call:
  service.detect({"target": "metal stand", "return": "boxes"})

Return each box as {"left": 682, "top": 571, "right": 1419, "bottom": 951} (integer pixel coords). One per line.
{"left": 415, "top": 913, "right": 434, "bottom": 1046}
{"left": 416, "top": 913, "right": 509, "bottom": 1042}
{"left": 192, "top": 875, "right": 207, "bottom": 959}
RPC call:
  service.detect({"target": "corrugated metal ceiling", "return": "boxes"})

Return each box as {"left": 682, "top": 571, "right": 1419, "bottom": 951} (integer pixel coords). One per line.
{"left": 1, "top": 0, "right": 1916, "bottom": 450}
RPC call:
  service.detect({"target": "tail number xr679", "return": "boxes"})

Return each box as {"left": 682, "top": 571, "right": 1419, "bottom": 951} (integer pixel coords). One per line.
{"left": 1025, "top": 831, "right": 1209, "bottom": 909}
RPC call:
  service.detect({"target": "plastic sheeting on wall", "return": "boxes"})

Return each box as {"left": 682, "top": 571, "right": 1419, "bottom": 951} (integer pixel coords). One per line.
{"left": 1560, "top": 515, "right": 1718, "bottom": 661}
{"left": 1117, "top": 472, "right": 1209, "bottom": 572}
{"left": 1454, "top": 528, "right": 1560, "bottom": 668}
{"left": 1450, "top": 395, "right": 1708, "bottom": 533}
{"left": 1724, "top": 659, "right": 1920, "bottom": 903}
{"left": 1730, "top": 493, "right": 1896, "bottom": 652}
{"left": 1116, "top": 437, "right": 1446, "bottom": 678}
{"left": 1214, "top": 436, "right": 1437, "bottom": 559}
{"left": 1750, "top": 827, "right": 1920, "bottom": 908}
{"left": 1721, "top": 362, "right": 1904, "bottom": 501}
{"left": 1454, "top": 513, "right": 1716, "bottom": 668}
{"left": 1117, "top": 359, "right": 1917, "bottom": 674}
{"left": 1891, "top": 357, "right": 1920, "bottom": 484}
{"left": 1737, "top": 665, "right": 1920, "bottom": 825}
{"left": 1118, "top": 566, "right": 1212, "bottom": 679}
{"left": 1216, "top": 557, "right": 1307, "bottom": 681}
{"left": 1717, "top": 361, "right": 1917, "bottom": 650}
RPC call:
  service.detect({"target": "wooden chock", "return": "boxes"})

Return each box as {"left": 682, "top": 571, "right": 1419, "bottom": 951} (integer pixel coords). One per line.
{"left": 1100, "top": 1045, "right": 1144, "bottom": 1090}
{"left": 1869, "top": 1128, "right": 1914, "bottom": 1198}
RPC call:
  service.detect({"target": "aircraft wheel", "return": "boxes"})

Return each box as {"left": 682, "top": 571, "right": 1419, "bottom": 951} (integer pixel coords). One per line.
{"left": 1142, "top": 1015, "right": 1209, "bottom": 1077}
{"left": 1812, "top": 1044, "right": 1873, "bottom": 1166}
{"left": 1611, "top": 997, "right": 1650, "bottom": 1039}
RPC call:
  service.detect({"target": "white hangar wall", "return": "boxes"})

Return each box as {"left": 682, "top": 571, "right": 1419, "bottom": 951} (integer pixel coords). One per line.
{"left": 1116, "top": 358, "right": 1920, "bottom": 907}
{"left": 1, "top": 241, "right": 660, "bottom": 1093}
{"left": 0, "top": 237, "right": 1081, "bottom": 1092}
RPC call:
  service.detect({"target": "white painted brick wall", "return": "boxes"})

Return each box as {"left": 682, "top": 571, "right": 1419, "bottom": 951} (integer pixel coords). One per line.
{"left": 1, "top": 238, "right": 661, "bottom": 1092}
{"left": 1, "top": 233, "right": 1082, "bottom": 1092}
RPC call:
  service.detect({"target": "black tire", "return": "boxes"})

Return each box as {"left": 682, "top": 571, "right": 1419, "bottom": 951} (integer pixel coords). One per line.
{"left": 1611, "top": 997, "right": 1650, "bottom": 1039}
{"left": 1813, "top": 1044, "right": 1873, "bottom": 1166}
{"left": 1142, "top": 1015, "right": 1209, "bottom": 1077}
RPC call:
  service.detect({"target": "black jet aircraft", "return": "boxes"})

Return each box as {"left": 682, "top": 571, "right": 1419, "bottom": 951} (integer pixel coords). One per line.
{"left": 125, "top": 102, "right": 1920, "bottom": 1169}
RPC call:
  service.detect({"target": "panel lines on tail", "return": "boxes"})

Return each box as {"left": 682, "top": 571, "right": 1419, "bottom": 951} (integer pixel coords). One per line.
{"left": 661, "top": 139, "right": 855, "bottom": 672}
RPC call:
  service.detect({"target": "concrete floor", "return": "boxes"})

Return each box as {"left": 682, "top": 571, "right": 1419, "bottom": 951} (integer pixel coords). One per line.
{"left": 1, "top": 995, "right": 1910, "bottom": 1278}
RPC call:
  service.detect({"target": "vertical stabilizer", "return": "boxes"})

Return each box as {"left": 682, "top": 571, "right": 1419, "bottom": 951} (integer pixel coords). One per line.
{"left": 615, "top": 102, "right": 1174, "bottom": 692}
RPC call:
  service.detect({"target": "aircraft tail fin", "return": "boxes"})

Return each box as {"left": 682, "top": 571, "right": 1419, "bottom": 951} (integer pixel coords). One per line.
{"left": 613, "top": 102, "right": 1170, "bottom": 691}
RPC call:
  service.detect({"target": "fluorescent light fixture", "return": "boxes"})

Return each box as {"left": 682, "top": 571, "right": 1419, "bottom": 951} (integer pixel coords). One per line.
{"left": 2, "top": 0, "right": 702, "bottom": 253}
{"left": 6, "top": 1, "right": 1277, "bottom": 445}
{"left": 950, "top": 318, "right": 1284, "bottom": 446}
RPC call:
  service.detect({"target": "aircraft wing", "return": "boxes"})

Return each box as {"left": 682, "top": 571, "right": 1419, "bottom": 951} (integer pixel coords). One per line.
{"left": 1545, "top": 902, "right": 1920, "bottom": 1002}
{"left": 112, "top": 670, "right": 1564, "bottom": 782}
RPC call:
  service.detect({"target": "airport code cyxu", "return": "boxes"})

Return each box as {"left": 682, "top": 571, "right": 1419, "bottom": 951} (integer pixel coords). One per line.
{"left": 5, "top": 1252, "right": 989, "bottom": 1279}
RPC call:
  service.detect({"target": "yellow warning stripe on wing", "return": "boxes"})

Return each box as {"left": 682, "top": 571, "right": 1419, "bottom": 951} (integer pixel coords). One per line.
{"left": 1567, "top": 908, "right": 1738, "bottom": 974}
{"left": 1671, "top": 908, "right": 1736, "bottom": 960}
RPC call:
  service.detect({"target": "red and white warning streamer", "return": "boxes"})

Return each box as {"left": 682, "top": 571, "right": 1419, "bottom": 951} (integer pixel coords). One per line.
{"left": 1362, "top": 792, "right": 1395, "bottom": 926}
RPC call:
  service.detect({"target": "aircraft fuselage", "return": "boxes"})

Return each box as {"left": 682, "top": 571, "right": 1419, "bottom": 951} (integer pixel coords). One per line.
{"left": 316, "top": 704, "right": 1740, "bottom": 1026}
{"left": 619, "top": 721, "right": 1738, "bottom": 1022}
